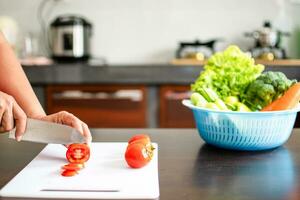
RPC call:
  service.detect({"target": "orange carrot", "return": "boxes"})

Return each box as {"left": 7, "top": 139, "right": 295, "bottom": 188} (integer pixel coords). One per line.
{"left": 261, "top": 82, "right": 300, "bottom": 111}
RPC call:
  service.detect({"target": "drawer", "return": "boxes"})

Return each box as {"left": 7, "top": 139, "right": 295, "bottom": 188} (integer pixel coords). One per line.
{"left": 159, "top": 85, "right": 195, "bottom": 128}
{"left": 46, "top": 85, "right": 147, "bottom": 128}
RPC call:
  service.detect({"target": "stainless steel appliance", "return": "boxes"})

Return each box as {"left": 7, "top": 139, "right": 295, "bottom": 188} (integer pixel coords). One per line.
{"left": 245, "top": 21, "right": 290, "bottom": 60}
{"left": 175, "top": 39, "right": 220, "bottom": 61}
{"left": 50, "top": 15, "right": 92, "bottom": 61}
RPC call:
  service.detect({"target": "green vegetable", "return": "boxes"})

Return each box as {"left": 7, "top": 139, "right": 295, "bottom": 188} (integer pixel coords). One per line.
{"left": 205, "top": 102, "right": 219, "bottom": 110}
{"left": 215, "top": 99, "right": 228, "bottom": 110}
{"left": 198, "top": 87, "right": 219, "bottom": 102}
{"left": 190, "top": 88, "right": 228, "bottom": 110}
{"left": 235, "top": 102, "right": 251, "bottom": 112}
{"left": 191, "top": 45, "right": 264, "bottom": 100}
{"left": 242, "top": 71, "right": 297, "bottom": 111}
{"left": 224, "top": 96, "right": 239, "bottom": 105}
{"left": 224, "top": 96, "right": 239, "bottom": 110}
{"left": 190, "top": 92, "right": 207, "bottom": 107}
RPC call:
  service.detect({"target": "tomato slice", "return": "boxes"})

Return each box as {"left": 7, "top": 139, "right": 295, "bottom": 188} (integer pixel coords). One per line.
{"left": 66, "top": 143, "right": 90, "bottom": 164}
{"left": 125, "top": 142, "right": 153, "bottom": 168}
{"left": 62, "top": 163, "right": 84, "bottom": 171}
{"left": 61, "top": 169, "right": 78, "bottom": 177}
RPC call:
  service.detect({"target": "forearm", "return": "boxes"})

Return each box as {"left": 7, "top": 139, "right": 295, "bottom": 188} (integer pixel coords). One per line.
{"left": 0, "top": 33, "right": 46, "bottom": 118}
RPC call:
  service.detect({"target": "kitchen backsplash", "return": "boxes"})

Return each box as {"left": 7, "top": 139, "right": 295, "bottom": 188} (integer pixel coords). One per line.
{"left": 0, "top": 0, "right": 300, "bottom": 64}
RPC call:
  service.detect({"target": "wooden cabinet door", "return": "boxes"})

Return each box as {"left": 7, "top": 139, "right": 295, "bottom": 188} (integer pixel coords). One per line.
{"left": 46, "top": 85, "right": 147, "bottom": 128}
{"left": 159, "top": 85, "right": 195, "bottom": 128}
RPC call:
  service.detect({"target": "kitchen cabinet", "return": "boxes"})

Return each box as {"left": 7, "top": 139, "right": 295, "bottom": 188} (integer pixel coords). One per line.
{"left": 25, "top": 64, "right": 300, "bottom": 128}
{"left": 46, "top": 85, "right": 147, "bottom": 128}
{"left": 159, "top": 85, "right": 195, "bottom": 128}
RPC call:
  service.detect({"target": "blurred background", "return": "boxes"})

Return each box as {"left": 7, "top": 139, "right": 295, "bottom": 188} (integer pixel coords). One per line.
{"left": 1, "top": 0, "right": 300, "bottom": 129}
{"left": 1, "top": 0, "right": 300, "bottom": 63}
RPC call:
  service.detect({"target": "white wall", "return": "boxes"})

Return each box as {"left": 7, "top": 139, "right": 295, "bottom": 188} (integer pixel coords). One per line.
{"left": 0, "top": 0, "right": 300, "bottom": 64}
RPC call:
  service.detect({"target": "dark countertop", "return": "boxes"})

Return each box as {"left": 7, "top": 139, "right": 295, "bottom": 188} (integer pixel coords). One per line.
{"left": 22, "top": 63, "right": 300, "bottom": 85}
{"left": 1, "top": 128, "right": 300, "bottom": 200}
{"left": 22, "top": 64, "right": 203, "bottom": 85}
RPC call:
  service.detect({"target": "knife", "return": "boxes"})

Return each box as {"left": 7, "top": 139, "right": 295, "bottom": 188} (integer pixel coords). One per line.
{"left": 8, "top": 118, "right": 85, "bottom": 144}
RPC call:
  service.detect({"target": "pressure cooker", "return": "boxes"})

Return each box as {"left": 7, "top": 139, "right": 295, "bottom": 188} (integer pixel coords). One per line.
{"left": 50, "top": 15, "right": 92, "bottom": 61}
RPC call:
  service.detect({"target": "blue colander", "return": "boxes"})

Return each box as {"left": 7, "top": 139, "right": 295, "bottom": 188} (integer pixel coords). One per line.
{"left": 182, "top": 100, "right": 300, "bottom": 151}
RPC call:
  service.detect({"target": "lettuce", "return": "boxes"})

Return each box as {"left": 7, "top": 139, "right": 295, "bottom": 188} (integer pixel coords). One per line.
{"left": 191, "top": 45, "right": 264, "bottom": 100}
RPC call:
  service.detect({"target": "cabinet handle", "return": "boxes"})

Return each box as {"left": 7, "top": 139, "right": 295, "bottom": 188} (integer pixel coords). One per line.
{"left": 53, "top": 90, "right": 143, "bottom": 101}
{"left": 165, "top": 91, "right": 191, "bottom": 100}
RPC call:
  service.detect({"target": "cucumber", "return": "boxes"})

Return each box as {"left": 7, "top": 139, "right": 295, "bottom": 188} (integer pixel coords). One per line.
{"left": 190, "top": 92, "right": 208, "bottom": 107}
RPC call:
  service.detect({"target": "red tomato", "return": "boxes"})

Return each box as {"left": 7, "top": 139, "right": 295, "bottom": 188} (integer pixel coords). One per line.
{"left": 61, "top": 169, "right": 78, "bottom": 177}
{"left": 62, "top": 163, "right": 84, "bottom": 171}
{"left": 125, "top": 142, "right": 153, "bottom": 168}
{"left": 128, "top": 134, "right": 151, "bottom": 144}
{"left": 66, "top": 143, "right": 90, "bottom": 164}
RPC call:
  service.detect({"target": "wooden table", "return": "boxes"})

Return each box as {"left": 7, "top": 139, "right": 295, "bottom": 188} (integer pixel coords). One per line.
{"left": 1, "top": 128, "right": 300, "bottom": 200}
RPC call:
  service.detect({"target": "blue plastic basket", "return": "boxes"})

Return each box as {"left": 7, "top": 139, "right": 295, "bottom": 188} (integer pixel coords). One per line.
{"left": 182, "top": 100, "right": 300, "bottom": 151}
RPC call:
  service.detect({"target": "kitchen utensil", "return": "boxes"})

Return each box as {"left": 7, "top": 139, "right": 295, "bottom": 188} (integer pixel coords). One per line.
{"left": 176, "top": 39, "right": 220, "bottom": 60}
{"left": 49, "top": 15, "right": 92, "bottom": 62}
{"left": 246, "top": 21, "right": 277, "bottom": 47}
{"left": 0, "top": 142, "right": 159, "bottom": 200}
{"left": 245, "top": 21, "right": 290, "bottom": 48}
{"left": 22, "top": 32, "right": 39, "bottom": 57}
{"left": 245, "top": 21, "right": 290, "bottom": 59}
{"left": 182, "top": 100, "right": 300, "bottom": 151}
{"left": 8, "top": 118, "right": 85, "bottom": 144}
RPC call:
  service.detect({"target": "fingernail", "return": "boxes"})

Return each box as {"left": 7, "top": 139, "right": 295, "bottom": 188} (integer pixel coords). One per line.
{"left": 86, "top": 140, "right": 92, "bottom": 146}
{"left": 16, "top": 136, "right": 22, "bottom": 142}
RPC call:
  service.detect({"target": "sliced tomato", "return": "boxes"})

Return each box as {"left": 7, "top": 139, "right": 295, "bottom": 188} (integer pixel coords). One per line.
{"left": 61, "top": 169, "right": 78, "bottom": 177}
{"left": 66, "top": 143, "right": 90, "bottom": 164}
{"left": 62, "top": 163, "right": 84, "bottom": 171}
{"left": 125, "top": 142, "right": 153, "bottom": 168}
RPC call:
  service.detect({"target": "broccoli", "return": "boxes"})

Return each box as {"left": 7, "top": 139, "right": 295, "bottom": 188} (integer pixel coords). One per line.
{"left": 242, "top": 71, "right": 297, "bottom": 111}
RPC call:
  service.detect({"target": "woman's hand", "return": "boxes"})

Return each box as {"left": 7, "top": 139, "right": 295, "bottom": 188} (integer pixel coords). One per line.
{"left": 35, "top": 111, "right": 92, "bottom": 145}
{"left": 0, "top": 91, "right": 27, "bottom": 140}
{"left": 0, "top": 91, "right": 92, "bottom": 144}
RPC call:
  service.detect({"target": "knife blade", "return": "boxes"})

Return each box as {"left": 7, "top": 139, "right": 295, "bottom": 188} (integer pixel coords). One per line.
{"left": 8, "top": 118, "right": 85, "bottom": 144}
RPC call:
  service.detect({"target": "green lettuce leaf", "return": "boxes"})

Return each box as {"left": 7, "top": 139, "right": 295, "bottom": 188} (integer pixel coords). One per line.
{"left": 191, "top": 45, "right": 264, "bottom": 100}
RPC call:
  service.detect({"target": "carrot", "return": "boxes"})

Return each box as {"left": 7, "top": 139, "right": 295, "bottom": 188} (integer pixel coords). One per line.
{"left": 261, "top": 82, "right": 300, "bottom": 111}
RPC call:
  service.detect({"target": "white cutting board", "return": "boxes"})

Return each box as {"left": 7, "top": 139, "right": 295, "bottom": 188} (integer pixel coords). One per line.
{"left": 0, "top": 143, "right": 159, "bottom": 200}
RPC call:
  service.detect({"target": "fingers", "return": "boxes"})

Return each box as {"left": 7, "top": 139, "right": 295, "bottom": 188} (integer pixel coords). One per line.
{"left": 1, "top": 108, "right": 14, "bottom": 131}
{"left": 0, "top": 93, "right": 27, "bottom": 141}
{"left": 0, "top": 98, "right": 14, "bottom": 132}
{"left": 12, "top": 100, "right": 27, "bottom": 141}
{"left": 54, "top": 111, "right": 92, "bottom": 145}
{"left": 82, "top": 122, "right": 92, "bottom": 145}
{"left": 59, "top": 111, "right": 84, "bottom": 134}
{"left": 0, "top": 98, "right": 5, "bottom": 127}
{"left": 62, "top": 112, "right": 92, "bottom": 145}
